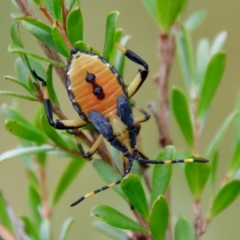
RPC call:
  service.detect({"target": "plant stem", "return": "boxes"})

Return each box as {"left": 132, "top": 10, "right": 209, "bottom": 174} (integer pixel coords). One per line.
{"left": 150, "top": 32, "right": 176, "bottom": 240}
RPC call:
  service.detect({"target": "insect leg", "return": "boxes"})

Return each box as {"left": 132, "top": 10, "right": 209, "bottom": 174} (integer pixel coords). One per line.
{"left": 70, "top": 158, "right": 134, "bottom": 207}
{"left": 130, "top": 100, "right": 150, "bottom": 124}
{"left": 32, "top": 70, "right": 88, "bottom": 129}
{"left": 114, "top": 43, "right": 149, "bottom": 98}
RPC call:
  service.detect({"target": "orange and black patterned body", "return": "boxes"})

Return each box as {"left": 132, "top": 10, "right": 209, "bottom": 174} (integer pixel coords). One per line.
{"left": 66, "top": 49, "right": 128, "bottom": 122}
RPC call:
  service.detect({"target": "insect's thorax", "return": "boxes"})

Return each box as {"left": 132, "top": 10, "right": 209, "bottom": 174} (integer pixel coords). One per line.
{"left": 66, "top": 51, "right": 127, "bottom": 121}
{"left": 109, "top": 112, "right": 133, "bottom": 155}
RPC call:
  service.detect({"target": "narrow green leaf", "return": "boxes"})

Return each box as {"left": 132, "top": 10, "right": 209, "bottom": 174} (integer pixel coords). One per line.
{"left": 210, "top": 151, "right": 218, "bottom": 196}
{"left": 92, "top": 159, "right": 127, "bottom": 201}
{"left": 206, "top": 112, "right": 239, "bottom": 157}
{"left": 40, "top": 220, "right": 50, "bottom": 240}
{"left": 197, "top": 52, "right": 226, "bottom": 117}
{"left": 21, "top": 18, "right": 60, "bottom": 53}
{"left": 0, "top": 192, "right": 15, "bottom": 234}
{"left": 42, "top": 0, "right": 54, "bottom": 18}
{"left": 9, "top": 45, "right": 66, "bottom": 67}
{"left": 59, "top": 218, "right": 74, "bottom": 240}
{"left": 0, "top": 91, "right": 38, "bottom": 101}
{"left": 51, "top": 156, "right": 85, "bottom": 206}
{"left": 91, "top": 205, "right": 147, "bottom": 233}
{"left": 185, "top": 162, "right": 210, "bottom": 200}
{"left": 196, "top": 38, "right": 209, "bottom": 84}
{"left": 73, "top": 41, "right": 90, "bottom": 52}
{"left": 66, "top": 7, "right": 83, "bottom": 45}
{"left": 10, "top": 21, "right": 24, "bottom": 47}
{"left": 28, "top": 185, "right": 41, "bottom": 226}
{"left": 140, "top": 0, "right": 157, "bottom": 20}
{"left": 39, "top": 114, "right": 68, "bottom": 148}
{"left": 208, "top": 180, "right": 240, "bottom": 219}
{"left": 5, "top": 119, "right": 47, "bottom": 143}
{"left": 94, "top": 221, "right": 128, "bottom": 240}
{"left": 114, "top": 35, "right": 130, "bottom": 77}
{"left": 156, "top": 0, "right": 183, "bottom": 34}
{"left": 103, "top": 11, "right": 119, "bottom": 61}
{"left": 184, "top": 9, "right": 207, "bottom": 31}
{"left": 174, "top": 217, "right": 195, "bottom": 240}
{"left": 51, "top": 25, "right": 70, "bottom": 58}
{"left": 210, "top": 31, "right": 228, "bottom": 56}
{"left": 149, "top": 196, "right": 169, "bottom": 240}
{"left": 121, "top": 174, "right": 148, "bottom": 219}
{"left": 172, "top": 87, "right": 194, "bottom": 147}
{"left": 151, "top": 146, "right": 173, "bottom": 205}
{"left": 176, "top": 25, "right": 196, "bottom": 89}
{"left": 52, "top": 0, "right": 62, "bottom": 22}
{"left": 0, "top": 145, "right": 54, "bottom": 162}
{"left": 21, "top": 216, "right": 40, "bottom": 240}
{"left": 4, "top": 76, "right": 32, "bottom": 94}
{"left": 46, "top": 64, "right": 59, "bottom": 106}
{"left": 228, "top": 140, "right": 240, "bottom": 177}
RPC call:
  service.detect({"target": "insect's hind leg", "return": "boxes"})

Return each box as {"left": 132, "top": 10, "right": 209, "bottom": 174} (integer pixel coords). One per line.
{"left": 70, "top": 158, "right": 134, "bottom": 207}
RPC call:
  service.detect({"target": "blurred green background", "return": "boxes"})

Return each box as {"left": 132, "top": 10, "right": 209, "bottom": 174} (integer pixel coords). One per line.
{"left": 0, "top": 0, "right": 240, "bottom": 239}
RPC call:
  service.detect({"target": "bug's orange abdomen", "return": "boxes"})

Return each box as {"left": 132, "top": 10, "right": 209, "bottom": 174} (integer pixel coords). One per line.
{"left": 67, "top": 52, "right": 127, "bottom": 120}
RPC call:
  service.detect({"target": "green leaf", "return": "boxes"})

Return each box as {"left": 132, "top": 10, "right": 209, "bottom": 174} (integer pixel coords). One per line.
{"left": 172, "top": 87, "right": 194, "bottom": 147}
{"left": 4, "top": 76, "right": 32, "bottom": 94}
{"left": 42, "top": 0, "right": 54, "bottom": 18}
{"left": 210, "top": 151, "right": 218, "bottom": 196}
{"left": 185, "top": 162, "right": 210, "bottom": 200}
{"left": 114, "top": 35, "right": 130, "bottom": 77}
{"left": 91, "top": 205, "right": 147, "bottom": 233}
{"left": 197, "top": 52, "right": 226, "bottom": 117}
{"left": 206, "top": 112, "right": 239, "bottom": 157}
{"left": 51, "top": 156, "right": 85, "bottom": 206}
{"left": 10, "top": 21, "right": 24, "bottom": 48}
{"left": 52, "top": 0, "right": 62, "bottom": 22}
{"left": 92, "top": 159, "right": 127, "bottom": 201}
{"left": 151, "top": 146, "right": 173, "bottom": 205}
{"left": 149, "top": 196, "right": 169, "bottom": 240}
{"left": 156, "top": 0, "right": 183, "bottom": 34}
{"left": 103, "top": 11, "right": 119, "bottom": 61}
{"left": 4, "top": 119, "right": 47, "bottom": 143}
{"left": 0, "top": 91, "right": 38, "bottom": 101}
{"left": 39, "top": 114, "right": 68, "bottom": 148}
{"left": 208, "top": 180, "right": 240, "bottom": 219}
{"left": 174, "top": 217, "right": 195, "bottom": 240}
{"left": 94, "top": 221, "right": 128, "bottom": 240}
{"left": 196, "top": 38, "right": 209, "bottom": 84}
{"left": 21, "top": 216, "right": 40, "bottom": 240}
{"left": 184, "top": 9, "right": 207, "bottom": 31}
{"left": 176, "top": 25, "right": 196, "bottom": 89}
{"left": 51, "top": 24, "right": 70, "bottom": 58}
{"left": 66, "top": 7, "right": 83, "bottom": 45}
{"left": 0, "top": 145, "right": 54, "bottom": 162}
{"left": 28, "top": 185, "right": 41, "bottom": 226}
{"left": 9, "top": 44, "right": 66, "bottom": 67}
{"left": 0, "top": 192, "right": 15, "bottom": 234}
{"left": 228, "top": 140, "right": 240, "bottom": 177}
{"left": 210, "top": 31, "right": 228, "bottom": 56}
{"left": 20, "top": 17, "right": 60, "bottom": 53}
{"left": 140, "top": 0, "right": 157, "bottom": 20}
{"left": 121, "top": 174, "right": 148, "bottom": 219}
{"left": 73, "top": 40, "right": 90, "bottom": 52}
{"left": 46, "top": 64, "right": 59, "bottom": 106}
{"left": 59, "top": 218, "right": 74, "bottom": 240}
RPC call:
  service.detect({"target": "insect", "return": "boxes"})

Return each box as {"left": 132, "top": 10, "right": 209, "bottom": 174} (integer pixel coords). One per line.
{"left": 33, "top": 43, "right": 208, "bottom": 207}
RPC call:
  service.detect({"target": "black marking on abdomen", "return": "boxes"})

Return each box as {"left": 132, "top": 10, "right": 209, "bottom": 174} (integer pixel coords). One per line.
{"left": 85, "top": 72, "right": 105, "bottom": 100}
